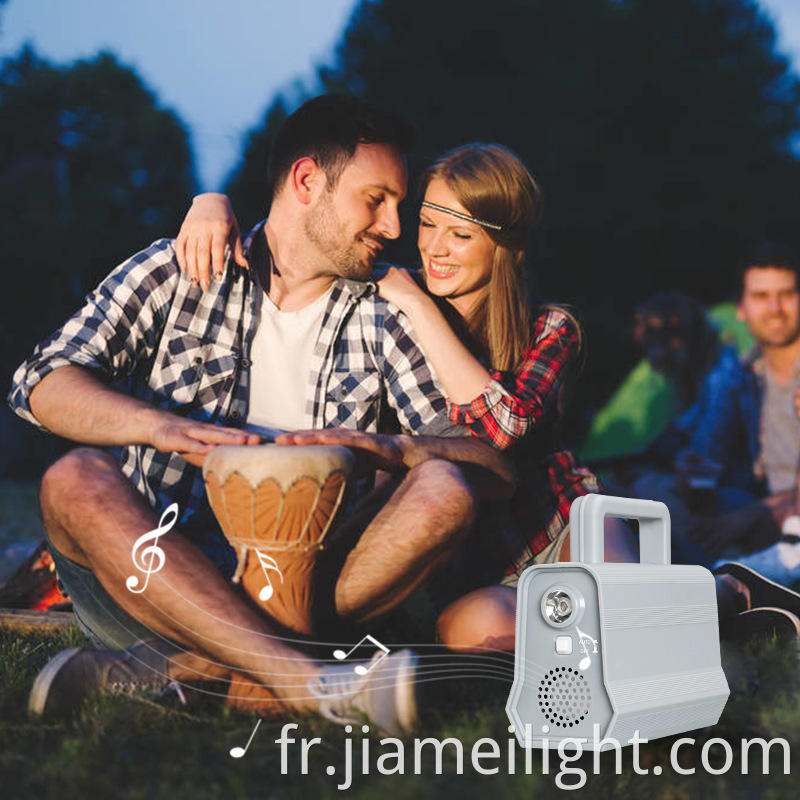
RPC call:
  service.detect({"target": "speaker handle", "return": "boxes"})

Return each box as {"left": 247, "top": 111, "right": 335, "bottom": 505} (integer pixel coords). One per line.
{"left": 569, "top": 495, "right": 671, "bottom": 565}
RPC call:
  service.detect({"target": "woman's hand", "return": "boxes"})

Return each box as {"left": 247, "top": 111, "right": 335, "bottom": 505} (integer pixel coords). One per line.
{"left": 379, "top": 266, "right": 492, "bottom": 404}
{"left": 175, "top": 193, "right": 248, "bottom": 290}
{"left": 377, "top": 267, "right": 429, "bottom": 315}
{"left": 276, "top": 429, "right": 406, "bottom": 476}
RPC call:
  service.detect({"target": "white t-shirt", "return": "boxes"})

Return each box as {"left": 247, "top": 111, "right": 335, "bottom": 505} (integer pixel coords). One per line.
{"left": 246, "top": 285, "right": 333, "bottom": 433}
{"left": 762, "top": 368, "right": 800, "bottom": 494}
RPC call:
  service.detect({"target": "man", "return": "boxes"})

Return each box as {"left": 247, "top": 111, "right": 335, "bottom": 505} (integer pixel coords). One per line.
{"left": 608, "top": 246, "right": 800, "bottom": 638}
{"left": 687, "top": 242, "right": 800, "bottom": 586}
{"left": 8, "top": 94, "right": 514, "bottom": 732}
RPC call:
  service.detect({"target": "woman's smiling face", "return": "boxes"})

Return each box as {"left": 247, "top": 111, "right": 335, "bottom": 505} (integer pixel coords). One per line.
{"left": 417, "top": 178, "right": 496, "bottom": 316}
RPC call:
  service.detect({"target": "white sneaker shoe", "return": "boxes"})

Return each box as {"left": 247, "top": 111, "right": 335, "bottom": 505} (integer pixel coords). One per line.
{"left": 309, "top": 649, "right": 418, "bottom": 737}
{"left": 29, "top": 639, "right": 183, "bottom": 718}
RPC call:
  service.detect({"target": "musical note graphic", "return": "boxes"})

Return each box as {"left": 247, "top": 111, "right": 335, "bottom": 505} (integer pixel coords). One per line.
{"left": 255, "top": 549, "right": 283, "bottom": 602}
{"left": 333, "top": 634, "right": 390, "bottom": 675}
{"left": 229, "top": 719, "right": 261, "bottom": 758}
{"left": 126, "top": 503, "right": 179, "bottom": 594}
{"left": 575, "top": 626, "right": 598, "bottom": 671}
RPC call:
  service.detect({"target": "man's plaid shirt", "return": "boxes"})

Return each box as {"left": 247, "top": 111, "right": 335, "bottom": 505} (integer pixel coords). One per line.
{"left": 8, "top": 223, "right": 459, "bottom": 542}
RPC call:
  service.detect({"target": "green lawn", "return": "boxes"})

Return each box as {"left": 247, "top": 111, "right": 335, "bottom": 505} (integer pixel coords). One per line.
{"left": 1, "top": 482, "right": 799, "bottom": 798}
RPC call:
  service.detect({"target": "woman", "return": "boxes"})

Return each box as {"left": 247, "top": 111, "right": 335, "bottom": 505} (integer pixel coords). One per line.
{"left": 176, "top": 143, "right": 630, "bottom": 651}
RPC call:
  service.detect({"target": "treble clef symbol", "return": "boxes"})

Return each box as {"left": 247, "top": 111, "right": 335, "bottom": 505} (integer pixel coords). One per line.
{"left": 126, "top": 503, "right": 180, "bottom": 594}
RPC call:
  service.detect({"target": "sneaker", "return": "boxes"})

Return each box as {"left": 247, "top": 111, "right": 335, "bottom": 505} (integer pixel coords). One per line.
{"left": 309, "top": 649, "right": 418, "bottom": 737}
{"left": 29, "top": 639, "right": 179, "bottom": 718}
{"left": 734, "top": 607, "right": 800, "bottom": 642}
{"left": 715, "top": 562, "right": 800, "bottom": 616}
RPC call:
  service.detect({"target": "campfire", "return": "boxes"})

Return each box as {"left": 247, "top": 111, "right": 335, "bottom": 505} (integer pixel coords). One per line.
{"left": 0, "top": 541, "right": 71, "bottom": 611}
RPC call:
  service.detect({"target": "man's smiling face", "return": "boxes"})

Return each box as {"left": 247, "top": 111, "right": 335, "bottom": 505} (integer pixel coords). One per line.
{"left": 304, "top": 142, "right": 407, "bottom": 281}
{"left": 738, "top": 265, "right": 800, "bottom": 348}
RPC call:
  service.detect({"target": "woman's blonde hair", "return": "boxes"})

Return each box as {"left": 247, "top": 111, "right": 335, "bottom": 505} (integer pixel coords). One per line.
{"left": 419, "top": 143, "right": 541, "bottom": 372}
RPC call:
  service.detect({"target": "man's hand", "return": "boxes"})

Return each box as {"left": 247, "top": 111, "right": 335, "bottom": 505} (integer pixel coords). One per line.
{"left": 153, "top": 417, "right": 261, "bottom": 467}
{"left": 175, "top": 193, "right": 248, "bottom": 291}
{"left": 276, "top": 429, "right": 517, "bottom": 500}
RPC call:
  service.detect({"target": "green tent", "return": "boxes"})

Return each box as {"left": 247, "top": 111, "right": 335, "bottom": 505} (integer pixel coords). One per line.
{"left": 580, "top": 303, "right": 753, "bottom": 461}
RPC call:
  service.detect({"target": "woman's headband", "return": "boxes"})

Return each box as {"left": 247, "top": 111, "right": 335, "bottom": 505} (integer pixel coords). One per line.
{"left": 420, "top": 200, "right": 503, "bottom": 231}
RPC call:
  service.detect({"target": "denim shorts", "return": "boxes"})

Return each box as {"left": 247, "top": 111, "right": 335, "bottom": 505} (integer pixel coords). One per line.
{"left": 45, "top": 525, "right": 237, "bottom": 650}
{"left": 47, "top": 538, "right": 157, "bottom": 649}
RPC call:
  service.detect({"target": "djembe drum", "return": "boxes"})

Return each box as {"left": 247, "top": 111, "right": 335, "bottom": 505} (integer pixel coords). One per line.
{"left": 202, "top": 444, "right": 355, "bottom": 636}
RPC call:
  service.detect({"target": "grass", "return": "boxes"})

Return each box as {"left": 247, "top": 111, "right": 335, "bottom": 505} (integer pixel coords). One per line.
{"left": 1, "top": 482, "right": 800, "bottom": 798}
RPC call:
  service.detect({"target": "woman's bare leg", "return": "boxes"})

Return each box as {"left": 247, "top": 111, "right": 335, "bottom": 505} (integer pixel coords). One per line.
{"left": 437, "top": 586, "right": 517, "bottom": 652}
{"left": 557, "top": 517, "right": 638, "bottom": 563}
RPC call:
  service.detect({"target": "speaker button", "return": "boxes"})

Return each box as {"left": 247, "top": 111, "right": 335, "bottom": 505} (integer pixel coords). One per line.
{"left": 555, "top": 635, "right": 573, "bottom": 655}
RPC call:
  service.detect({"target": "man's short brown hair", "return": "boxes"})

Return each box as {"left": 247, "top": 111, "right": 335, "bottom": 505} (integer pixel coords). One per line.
{"left": 739, "top": 241, "right": 800, "bottom": 296}
{"left": 267, "top": 94, "right": 414, "bottom": 200}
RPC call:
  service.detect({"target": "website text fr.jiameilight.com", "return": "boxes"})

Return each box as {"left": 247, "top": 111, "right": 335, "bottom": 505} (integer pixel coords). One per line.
{"left": 239, "top": 722, "right": 792, "bottom": 791}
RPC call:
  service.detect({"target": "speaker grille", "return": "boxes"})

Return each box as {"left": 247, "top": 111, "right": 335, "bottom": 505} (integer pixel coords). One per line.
{"left": 539, "top": 667, "right": 591, "bottom": 727}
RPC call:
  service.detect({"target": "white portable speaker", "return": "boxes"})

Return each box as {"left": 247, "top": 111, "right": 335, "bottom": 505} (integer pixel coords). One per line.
{"left": 507, "top": 495, "right": 729, "bottom": 749}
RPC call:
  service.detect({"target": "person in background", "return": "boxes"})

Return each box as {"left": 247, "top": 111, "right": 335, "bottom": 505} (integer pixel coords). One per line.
{"left": 632, "top": 290, "right": 739, "bottom": 469}
{"left": 593, "top": 251, "right": 800, "bottom": 635}
{"left": 619, "top": 290, "right": 778, "bottom": 565}
{"left": 685, "top": 243, "right": 800, "bottom": 588}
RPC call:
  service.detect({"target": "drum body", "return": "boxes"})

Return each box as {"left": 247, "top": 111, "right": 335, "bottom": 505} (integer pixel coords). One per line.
{"left": 203, "top": 444, "right": 355, "bottom": 635}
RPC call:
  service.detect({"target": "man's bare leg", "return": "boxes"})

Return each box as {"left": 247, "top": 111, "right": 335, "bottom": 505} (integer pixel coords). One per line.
{"left": 40, "top": 448, "right": 320, "bottom": 709}
{"left": 333, "top": 459, "right": 477, "bottom": 623}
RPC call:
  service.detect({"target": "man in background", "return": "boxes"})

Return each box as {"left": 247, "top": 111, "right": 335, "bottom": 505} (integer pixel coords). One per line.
{"left": 689, "top": 242, "right": 800, "bottom": 584}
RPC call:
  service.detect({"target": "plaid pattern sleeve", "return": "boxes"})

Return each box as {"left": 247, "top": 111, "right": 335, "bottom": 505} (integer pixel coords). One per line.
{"left": 505, "top": 449, "right": 601, "bottom": 576}
{"left": 7, "top": 236, "right": 252, "bottom": 566}
{"left": 447, "top": 309, "right": 580, "bottom": 450}
{"left": 8, "top": 240, "right": 181, "bottom": 429}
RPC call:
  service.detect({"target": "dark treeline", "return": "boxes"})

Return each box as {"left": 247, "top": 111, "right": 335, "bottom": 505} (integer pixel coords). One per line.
{"left": 0, "top": 45, "right": 196, "bottom": 474}
{"left": 2, "top": 0, "right": 800, "bottom": 474}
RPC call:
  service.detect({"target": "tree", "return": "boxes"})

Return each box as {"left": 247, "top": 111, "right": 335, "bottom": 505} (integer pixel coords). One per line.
{"left": 225, "top": 95, "right": 289, "bottom": 229}
{"left": 221, "top": 0, "right": 800, "bottom": 435}
{"left": 0, "top": 47, "right": 196, "bottom": 351}
{"left": 317, "top": 0, "right": 800, "bottom": 419}
{"left": 0, "top": 48, "right": 196, "bottom": 475}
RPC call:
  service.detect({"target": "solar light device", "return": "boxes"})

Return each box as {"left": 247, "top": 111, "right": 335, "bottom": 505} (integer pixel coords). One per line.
{"left": 507, "top": 495, "right": 729, "bottom": 750}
